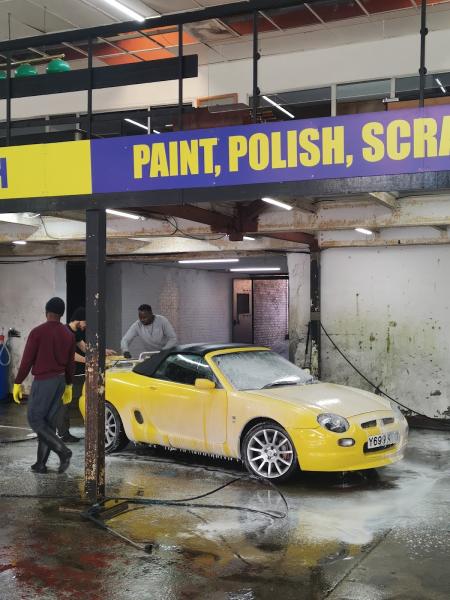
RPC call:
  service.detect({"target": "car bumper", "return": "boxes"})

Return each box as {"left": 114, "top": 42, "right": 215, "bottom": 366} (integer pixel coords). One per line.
{"left": 288, "top": 416, "right": 408, "bottom": 472}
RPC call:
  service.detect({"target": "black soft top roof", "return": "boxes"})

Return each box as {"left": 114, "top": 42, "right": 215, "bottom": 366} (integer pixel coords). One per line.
{"left": 133, "top": 343, "right": 261, "bottom": 378}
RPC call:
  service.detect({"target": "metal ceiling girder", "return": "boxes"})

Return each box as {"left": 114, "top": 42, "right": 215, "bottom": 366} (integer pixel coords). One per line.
{"left": 368, "top": 191, "right": 399, "bottom": 210}
{"left": 264, "top": 231, "right": 316, "bottom": 247}
{"left": 140, "top": 203, "right": 232, "bottom": 231}
{"left": 22, "top": 194, "right": 450, "bottom": 245}
{"left": 2, "top": 171, "right": 450, "bottom": 215}
{"left": 0, "top": 1, "right": 333, "bottom": 53}
{"left": 0, "top": 55, "right": 198, "bottom": 99}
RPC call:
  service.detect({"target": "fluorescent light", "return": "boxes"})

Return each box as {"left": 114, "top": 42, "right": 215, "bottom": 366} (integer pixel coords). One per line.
{"left": 153, "top": 129, "right": 161, "bottom": 134}
{"left": 230, "top": 267, "right": 281, "bottom": 272}
{"left": 262, "top": 197, "right": 293, "bottom": 211}
{"left": 178, "top": 259, "right": 239, "bottom": 264}
{"left": 262, "top": 95, "right": 295, "bottom": 119}
{"left": 125, "top": 118, "right": 149, "bottom": 132}
{"left": 102, "top": 0, "right": 147, "bottom": 22}
{"left": 13, "top": 240, "right": 27, "bottom": 245}
{"left": 243, "top": 236, "right": 255, "bottom": 241}
{"left": 435, "top": 77, "right": 446, "bottom": 94}
{"left": 106, "top": 208, "right": 141, "bottom": 220}
{"left": 355, "top": 227, "right": 373, "bottom": 235}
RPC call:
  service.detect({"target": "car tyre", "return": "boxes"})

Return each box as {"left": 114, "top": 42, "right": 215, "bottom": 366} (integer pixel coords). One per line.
{"left": 105, "top": 402, "right": 128, "bottom": 453}
{"left": 242, "top": 421, "right": 298, "bottom": 482}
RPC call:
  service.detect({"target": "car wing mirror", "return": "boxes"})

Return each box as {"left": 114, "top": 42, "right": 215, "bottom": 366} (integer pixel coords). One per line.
{"left": 195, "top": 378, "right": 216, "bottom": 390}
{"left": 303, "top": 368, "right": 311, "bottom": 376}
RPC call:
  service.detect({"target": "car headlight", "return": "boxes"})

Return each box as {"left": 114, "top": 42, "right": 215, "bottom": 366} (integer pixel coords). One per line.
{"left": 317, "top": 413, "right": 349, "bottom": 433}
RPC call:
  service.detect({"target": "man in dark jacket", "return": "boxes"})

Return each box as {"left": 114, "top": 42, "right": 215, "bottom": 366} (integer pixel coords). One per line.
{"left": 56, "top": 306, "right": 86, "bottom": 443}
{"left": 13, "top": 297, "right": 75, "bottom": 474}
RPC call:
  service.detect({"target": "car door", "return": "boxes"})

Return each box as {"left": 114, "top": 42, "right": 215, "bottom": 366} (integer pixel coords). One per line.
{"left": 139, "top": 353, "right": 226, "bottom": 452}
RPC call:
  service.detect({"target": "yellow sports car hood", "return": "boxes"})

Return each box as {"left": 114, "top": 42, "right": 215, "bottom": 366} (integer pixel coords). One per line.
{"left": 246, "top": 383, "right": 391, "bottom": 418}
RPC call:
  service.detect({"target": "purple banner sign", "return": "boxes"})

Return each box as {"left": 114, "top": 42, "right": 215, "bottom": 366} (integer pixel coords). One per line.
{"left": 91, "top": 106, "right": 450, "bottom": 194}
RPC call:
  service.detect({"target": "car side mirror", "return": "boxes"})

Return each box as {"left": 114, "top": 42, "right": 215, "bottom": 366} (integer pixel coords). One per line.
{"left": 195, "top": 378, "right": 216, "bottom": 390}
{"left": 303, "top": 368, "right": 311, "bottom": 376}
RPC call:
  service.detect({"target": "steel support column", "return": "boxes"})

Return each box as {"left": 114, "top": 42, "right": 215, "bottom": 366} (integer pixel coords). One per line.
{"left": 5, "top": 53, "right": 11, "bottom": 146}
{"left": 310, "top": 251, "right": 321, "bottom": 379}
{"left": 178, "top": 24, "right": 184, "bottom": 131}
{"left": 252, "top": 12, "right": 260, "bottom": 123}
{"left": 85, "top": 208, "right": 106, "bottom": 503}
{"left": 419, "top": 0, "right": 428, "bottom": 108}
{"left": 87, "top": 38, "right": 93, "bottom": 139}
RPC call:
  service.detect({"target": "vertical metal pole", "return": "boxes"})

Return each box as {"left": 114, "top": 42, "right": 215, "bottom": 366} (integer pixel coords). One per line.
{"left": 178, "top": 24, "right": 183, "bottom": 131}
{"left": 87, "top": 37, "right": 93, "bottom": 138}
{"left": 419, "top": 0, "right": 428, "bottom": 108}
{"left": 85, "top": 208, "right": 106, "bottom": 503}
{"left": 310, "top": 251, "right": 321, "bottom": 379}
{"left": 252, "top": 12, "right": 260, "bottom": 123}
{"left": 6, "top": 53, "right": 11, "bottom": 146}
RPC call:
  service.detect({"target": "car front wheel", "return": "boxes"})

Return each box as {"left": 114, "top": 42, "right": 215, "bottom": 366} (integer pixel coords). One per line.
{"left": 105, "top": 402, "right": 128, "bottom": 453}
{"left": 242, "top": 421, "right": 298, "bottom": 482}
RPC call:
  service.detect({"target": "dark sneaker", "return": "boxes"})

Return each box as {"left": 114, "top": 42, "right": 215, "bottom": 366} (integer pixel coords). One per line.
{"left": 60, "top": 433, "right": 80, "bottom": 443}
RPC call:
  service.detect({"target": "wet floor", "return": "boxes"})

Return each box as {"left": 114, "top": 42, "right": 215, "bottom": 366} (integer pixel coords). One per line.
{"left": 0, "top": 401, "right": 449, "bottom": 600}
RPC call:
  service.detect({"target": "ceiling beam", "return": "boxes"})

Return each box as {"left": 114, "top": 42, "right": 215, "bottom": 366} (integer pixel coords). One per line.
{"left": 368, "top": 192, "right": 399, "bottom": 210}
{"left": 265, "top": 231, "right": 316, "bottom": 246}
{"left": 141, "top": 204, "right": 232, "bottom": 231}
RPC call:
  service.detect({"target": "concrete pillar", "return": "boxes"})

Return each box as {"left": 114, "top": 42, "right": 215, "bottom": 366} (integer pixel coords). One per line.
{"left": 287, "top": 253, "right": 310, "bottom": 367}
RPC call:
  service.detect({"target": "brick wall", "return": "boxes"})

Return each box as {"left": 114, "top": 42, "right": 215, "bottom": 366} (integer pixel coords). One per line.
{"left": 253, "top": 279, "right": 288, "bottom": 356}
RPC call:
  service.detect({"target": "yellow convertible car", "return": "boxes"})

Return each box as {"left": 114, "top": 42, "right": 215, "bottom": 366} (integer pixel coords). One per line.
{"left": 79, "top": 344, "right": 408, "bottom": 482}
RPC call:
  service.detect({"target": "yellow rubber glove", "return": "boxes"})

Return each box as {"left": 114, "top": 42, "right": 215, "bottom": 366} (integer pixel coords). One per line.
{"left": 62, "top": 385, "right": 73, "bottom": 405}
{"left": 13, "top": 383, "right": 23, "bottom": 404}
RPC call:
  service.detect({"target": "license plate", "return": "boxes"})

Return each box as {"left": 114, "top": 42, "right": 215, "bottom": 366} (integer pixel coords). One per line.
{"left": 367, "top": 431, "right": 400, "bottom": 449}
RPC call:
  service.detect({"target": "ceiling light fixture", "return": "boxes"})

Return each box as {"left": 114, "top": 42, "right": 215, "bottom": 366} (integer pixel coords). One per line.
{"left": 178, "top": 258, "right": 239, "bottom": 264}
{"left": 262, "top": 95, "right": 295, "bottom": 119}
{"left": 355, "top": 227, "right": 373, "bottom": 235}
{"left": 435, "top": 77, "right": 447, "bottom": 95}
{"left": 124, "top": 118, "right": 149, "bottom": 132}
{"left": 106, "top": 208, "right": 142, "bottom": 220}
{"left": 12, "top": 240, "right": 27, "bottom": 245}
{"left": 153, "top": 129, "right": 161, "bottom": 134}
{"left": 262, "top": 197, "right": 293, "bottom": 211}
{"left": 102, "top": 0, "right": 147, "bottom": 22}
{"left": 230, "top": 267, "right": 281, "bottom": 272}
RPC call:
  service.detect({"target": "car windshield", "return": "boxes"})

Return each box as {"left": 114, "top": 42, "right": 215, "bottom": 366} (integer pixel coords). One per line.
{"left": 213, "top": 350, "right": 314, "bottom": 391}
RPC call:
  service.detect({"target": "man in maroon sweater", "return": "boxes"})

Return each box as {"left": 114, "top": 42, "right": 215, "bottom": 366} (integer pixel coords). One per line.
{"left": 13, "top": 297, "right": 76, "bottom": 474}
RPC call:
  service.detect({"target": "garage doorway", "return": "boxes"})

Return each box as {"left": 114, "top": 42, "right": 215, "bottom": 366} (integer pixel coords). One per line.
{"left": 232, "top": 278, "right": 289, "bottom": 357}
{"left": 66, "top": 261, "right": 86, "bottom": 322}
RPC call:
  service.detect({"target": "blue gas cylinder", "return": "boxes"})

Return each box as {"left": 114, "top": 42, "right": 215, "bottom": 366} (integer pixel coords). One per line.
{"left": 0, "top": 338, "right": 10, "bottom": 401}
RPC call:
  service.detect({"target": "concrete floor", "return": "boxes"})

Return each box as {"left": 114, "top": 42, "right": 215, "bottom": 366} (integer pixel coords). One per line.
{"left": 0, "top": 402, "right": 449, "bottom": 600}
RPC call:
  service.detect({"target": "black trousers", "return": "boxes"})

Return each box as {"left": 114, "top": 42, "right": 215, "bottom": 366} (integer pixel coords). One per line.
{"left": 27, "top": 375, "right": 66, "bottom": 433}
{"left": 56, "top": 374, "right": 85, "bottom": 437}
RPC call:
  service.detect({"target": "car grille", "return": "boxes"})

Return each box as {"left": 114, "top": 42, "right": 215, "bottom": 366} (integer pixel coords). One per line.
{"left": 361, "top": 419, "right": 377, "bottom": 429}
{"left": 363, "top": 442, "right": 395, "bottom": 454}
{"left": 361, "top": 417, "right": 395, "bottom": 429}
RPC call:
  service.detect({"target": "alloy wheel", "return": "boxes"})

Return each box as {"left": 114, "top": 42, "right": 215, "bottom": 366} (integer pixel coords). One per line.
{"left": 105, "top": 405, "right": 117, "bottom": 449}
{"left": 246, "top": 428, "right": 294, "bottom": 478}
